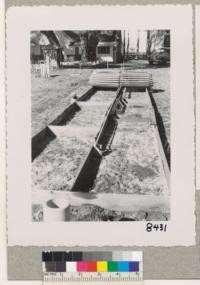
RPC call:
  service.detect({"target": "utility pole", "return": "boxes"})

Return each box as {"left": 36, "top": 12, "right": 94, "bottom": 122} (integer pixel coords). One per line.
{"left": 136, "top": 30, "right": 140, "bottom": 60}
{"left": 146, "top": 30, "right": 151, "bottom": 57}
{"left": 126, "top": 32, "right": 130, "bottom": 60}
{"left": 123, "top": 30, "right": 126, "bottom": 61}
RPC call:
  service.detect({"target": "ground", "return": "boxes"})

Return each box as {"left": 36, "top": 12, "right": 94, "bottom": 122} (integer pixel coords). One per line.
{"left": 32, "top": 90, "right": 117, "bottom": 192}
{"left": 31, "top": 60, "right": 170, "bottom": 141}
{"left": 31, "top": 68, "right": 92, "bottom": 136}
{"left": 31, "top": 60, "right": 170, "bottom": 221}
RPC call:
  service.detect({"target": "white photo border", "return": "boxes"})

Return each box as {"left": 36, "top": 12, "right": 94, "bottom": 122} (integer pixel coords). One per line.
{"left": 7, "top": 5, "right": 195, "bottom": 246}
{"left": 195, "top": 6, "right": 200, "bottom": 191}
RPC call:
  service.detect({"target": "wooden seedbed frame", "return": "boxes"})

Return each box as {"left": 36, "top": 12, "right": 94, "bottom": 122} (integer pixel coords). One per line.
{"left": 32, "top": 85, "right": 170, "bottom": 222}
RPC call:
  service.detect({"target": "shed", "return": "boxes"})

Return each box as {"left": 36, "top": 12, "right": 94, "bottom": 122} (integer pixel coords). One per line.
{"left": 96, "top": 41, "right": 117, "bottom": 63}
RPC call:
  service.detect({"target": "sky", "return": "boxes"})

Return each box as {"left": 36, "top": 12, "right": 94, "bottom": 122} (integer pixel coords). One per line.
{"left": 123, "top": 29, "right": 148, "bottom": 53}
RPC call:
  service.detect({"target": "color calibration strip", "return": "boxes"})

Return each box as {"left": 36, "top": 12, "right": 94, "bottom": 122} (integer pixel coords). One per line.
{"left": 42, "top": 251, "right": 143, "bottom": 273}
{"left": 42, "top": 251, "right": 142, "bottom": 263}
{"left": 43, "top": 260, "right": 140, "bottom": 273}
{"left": 42, "top": 251, "right": 143, "bottom": 284}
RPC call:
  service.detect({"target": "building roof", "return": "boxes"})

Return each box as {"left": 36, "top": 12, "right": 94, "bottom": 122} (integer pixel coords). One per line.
{"left": 97, "top": 41, "right": 117, "bottom": 47}
{"left": 64, "top": 31, "right": 80, "bottom": 42}
{"left": 40, "top": 31, "right": 60, "bottom": 48}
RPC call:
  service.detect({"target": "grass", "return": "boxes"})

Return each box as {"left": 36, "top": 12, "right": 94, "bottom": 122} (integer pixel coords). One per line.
{"left": 31, "top": 63, "right": 170, "bottom": 140}
{"left": 31, "top": 68, "right": 92, "bottom": 136}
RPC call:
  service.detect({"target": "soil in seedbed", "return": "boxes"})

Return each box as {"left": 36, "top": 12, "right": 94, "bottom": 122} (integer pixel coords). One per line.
{"left": 32, "top": 132, "right": 94, "bottom": 192}
{"left": 70, "top": 90, "right": 116, "bottom": 128}
{"left": 32, "top": 90, "right": 117, "bottom": 192}
{"left": 146, "top": 67, "right": 170, "bottom": 142}
{"left": 70, "top": 204, "right": 169, "bottom": 221}
{"left": 92, "top": 91, "right": 168, "bottom": 196}
{"left": 89, "top": 89, "right": 117, "bottom": 103}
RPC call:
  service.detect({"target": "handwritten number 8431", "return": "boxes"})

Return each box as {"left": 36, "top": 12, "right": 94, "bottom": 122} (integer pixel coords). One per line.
{"left": 146, "top": 223, "right": 167, "bottom": 232}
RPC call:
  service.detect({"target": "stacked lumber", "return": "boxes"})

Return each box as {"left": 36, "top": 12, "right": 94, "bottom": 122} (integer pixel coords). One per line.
{"left": 90, "top": 69, "right": 153, "bottom": 88}
{"left": 121, "top": 70, "right": 153, "bottom": 88}
{"left": 90, "top": 69, "right": 120, "bottom": 88}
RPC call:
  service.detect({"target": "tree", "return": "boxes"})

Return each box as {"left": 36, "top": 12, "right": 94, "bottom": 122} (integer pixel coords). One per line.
{"left": 87, "top": 32, "right": 99, "bottom": 61}
{"left": 80, "top": 32, "right": 88, "bottom": 62}
{"left": 146, "top": 30, "right": 170, "bottom": 56}
{"left": 113, "top": 30, "right": 122, "bottom": 62}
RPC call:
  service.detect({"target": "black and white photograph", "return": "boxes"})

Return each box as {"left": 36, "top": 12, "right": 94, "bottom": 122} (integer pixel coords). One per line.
{"left": 31, "top": 29, "right": 170, "bottom": 222}
{"left": 7, "top": 5, "right": 194, "bottom": 246}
